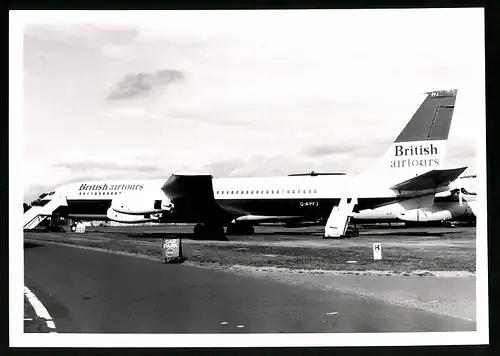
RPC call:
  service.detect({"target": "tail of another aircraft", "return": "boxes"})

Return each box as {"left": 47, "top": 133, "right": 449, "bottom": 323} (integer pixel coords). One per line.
{"left": 364, "top": 89, "right": 459, "bottom": 186}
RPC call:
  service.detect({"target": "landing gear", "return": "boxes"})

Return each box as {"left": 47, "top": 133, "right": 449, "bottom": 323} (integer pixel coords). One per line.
{"left": 443, "top": 221, "right": 457, "bottom": 228}
{"left": 193, "top": 223, "right": 227, "bottom": 241}
{"left": 349, "top": 224, "right": 359, "bottom": 237}
{"left": 226, "top": 222, "right": 255, "bottom": 235}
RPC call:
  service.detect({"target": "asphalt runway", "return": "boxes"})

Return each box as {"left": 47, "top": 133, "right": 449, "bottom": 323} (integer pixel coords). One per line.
{"left": 24, "top": 240, "right": 475, "bottom": 333}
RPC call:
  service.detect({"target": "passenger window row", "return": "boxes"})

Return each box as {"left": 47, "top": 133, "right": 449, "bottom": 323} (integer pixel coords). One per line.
{"left": 79, "top": 191, "right": 121, "bottom": 195}
{"left": 215, "top": 189, "right": 317, "bottom": 195}
{"left": 78, "top": 189, "right": 319, "bottom": 196}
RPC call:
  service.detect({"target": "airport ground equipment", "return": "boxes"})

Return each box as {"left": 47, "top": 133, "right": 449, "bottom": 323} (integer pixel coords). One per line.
{"left": 23, "top": 195, "right": 68, "bottom": 230}
{"left": 324, "top": 197, "right": 358, "bottom": 238}
{"left": 74, "top": 223, "right": 86, "bottom": 233}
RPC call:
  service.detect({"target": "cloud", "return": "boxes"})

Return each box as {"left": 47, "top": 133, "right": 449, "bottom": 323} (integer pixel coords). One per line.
{"left": 24, "top": 24, "right": 139, "bottom": 46}
{"left": 23, "top": 173, "right": 100, "bottom": 203}
{"left": 302, "top": 137, "right": 393, "bottom": 159}
{"left": 221, "top": 153, "right": 351, "bottom": 178}
{"left": 449, "top": 147, "right": 476, "bottom": 161}
{"left": 106, "top": 69, "right": 184, "bottom": 100}
{"left": 53, "top": 160, "right": 162, "bottom": 173}
{"left": 444, "top": 139, "right": 477, "bottom": 173}
{"left": 199, "top": 158, "right": 247, "bottom": 177}
{"left": 20, "top": 11, "right": 483, "bottom": 198}
{"left": 303, "top": 143, "right": 359, "bottom": 158}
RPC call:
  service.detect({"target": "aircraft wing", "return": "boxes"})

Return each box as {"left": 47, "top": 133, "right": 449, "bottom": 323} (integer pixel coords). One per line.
{"left": 390, "top": 167, "right": 468, "bottom": 191}
{"left": 161, "top": 173, "right": 229, "bottom": 223}
{"left": 161, "top": 173, "right": 214, "bottom": 200}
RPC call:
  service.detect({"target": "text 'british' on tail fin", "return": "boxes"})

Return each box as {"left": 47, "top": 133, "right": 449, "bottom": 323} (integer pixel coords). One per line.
{"left": 365, "top": 89, "right": 458, "bottom": 186}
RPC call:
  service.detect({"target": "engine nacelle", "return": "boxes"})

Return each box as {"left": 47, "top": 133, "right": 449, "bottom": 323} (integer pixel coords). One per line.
{"left": 397, "top": 209, "right": 452, "bottom": 222}
{"left": 111, "top": 192, "right": 173, "bottom": 215}
{"left": 352, "top": 210, "right": 397, "bottom": 220}
{"left": 106, "top": 208, "right": 157, "bottom": 223}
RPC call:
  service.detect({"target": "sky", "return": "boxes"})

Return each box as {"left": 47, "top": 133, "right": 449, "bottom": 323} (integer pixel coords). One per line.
{"left": 18, "top": 9, "right": 485, "bottom": 202}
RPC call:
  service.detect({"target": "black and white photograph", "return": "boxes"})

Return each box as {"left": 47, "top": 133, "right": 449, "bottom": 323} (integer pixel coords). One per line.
{"left": 10, "top": 8, "right": 488, "bottom": 347}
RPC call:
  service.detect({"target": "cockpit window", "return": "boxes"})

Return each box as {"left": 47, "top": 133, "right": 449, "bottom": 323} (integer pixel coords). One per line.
{"left": 31, "top": 199, "right": 50, "bottom": 207}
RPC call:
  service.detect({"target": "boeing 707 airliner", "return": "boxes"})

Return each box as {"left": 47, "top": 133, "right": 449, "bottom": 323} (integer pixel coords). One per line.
{"left": 27, "top": 89, "right": 466, "bottom": 239}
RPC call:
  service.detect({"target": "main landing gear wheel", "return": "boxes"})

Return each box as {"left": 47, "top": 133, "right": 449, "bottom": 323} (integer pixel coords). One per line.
{"left": 70, "top": 224, "right": 77, "bottom": 232}
{"left": 226, "top": 223, "right": 255, "bottom": 235}
{"left": 193, "top": 223, "right": 227, "bottom": 241}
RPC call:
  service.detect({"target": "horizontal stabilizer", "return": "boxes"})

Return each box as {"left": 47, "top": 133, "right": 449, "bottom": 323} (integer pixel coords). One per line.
{"left": 390, "top": 167, "right": 468, "bottom": 191}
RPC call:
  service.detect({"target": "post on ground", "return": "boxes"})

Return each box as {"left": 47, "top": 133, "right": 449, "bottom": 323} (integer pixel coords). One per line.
{"left": 373, "top": 243, "right": 382, "bottom": 260}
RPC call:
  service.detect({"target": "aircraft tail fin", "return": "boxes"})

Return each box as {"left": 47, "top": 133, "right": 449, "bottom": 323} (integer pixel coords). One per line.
{"left": 394, "top": 89, "right": 457, "bottom": 143}
{"left": 364, "top": 89, "right": 458, "bottom": 186}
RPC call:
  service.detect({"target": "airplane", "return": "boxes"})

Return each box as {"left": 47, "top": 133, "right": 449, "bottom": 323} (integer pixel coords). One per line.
{"left": 26, "top": 89, "right": 467, "bottom": 240}
{"left": 351, "top": 173, "right": 477, "bottom": 226}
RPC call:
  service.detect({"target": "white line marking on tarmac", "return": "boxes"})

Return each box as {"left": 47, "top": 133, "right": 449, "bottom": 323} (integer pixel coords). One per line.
{"left": 221, "top": 321, "right": 228, "bottom": 325}
{"left": 24, "top": 286, "right": 57, "bottom": 332}
{"left": 326, "top": 312, "right": 338, "bottom": 315}
{"left": 237, "top": 325, "right": 244, "bottom": 328}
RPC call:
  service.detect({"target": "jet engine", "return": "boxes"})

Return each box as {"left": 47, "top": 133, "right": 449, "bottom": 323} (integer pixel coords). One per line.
{"left": 110, "top": 192, "right": 173, "bottom": 215}
{"left": 397, "top": 209, "right": 453, "bottom": 222}
{"left": 106, "top": 191, "right": 175, "bottom": 223}
{"left": 397, "top": 202, "right": 469, "bottom": 222}
{"left": 106, "top": 208, "right": 159, "bottom": 223}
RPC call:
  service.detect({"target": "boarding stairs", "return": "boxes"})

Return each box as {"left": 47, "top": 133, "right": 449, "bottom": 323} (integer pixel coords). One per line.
{"left": 324, "top": 197, "right": 358, "bottom": 238}
{"left": 23, "top": 195, "right": 68, "bottom": 230}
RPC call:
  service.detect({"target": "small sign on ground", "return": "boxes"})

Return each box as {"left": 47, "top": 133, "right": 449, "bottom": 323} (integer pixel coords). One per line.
{"left": 373, "top": 243, "right": 382, "bottom": 260}
{"left": 162, "top": 238, "right": 184, "bottom": 263}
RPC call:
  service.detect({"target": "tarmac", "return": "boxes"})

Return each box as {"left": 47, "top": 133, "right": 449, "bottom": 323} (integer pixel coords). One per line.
{"left": 23, "top": 224, "right": 477, "bottom": 333}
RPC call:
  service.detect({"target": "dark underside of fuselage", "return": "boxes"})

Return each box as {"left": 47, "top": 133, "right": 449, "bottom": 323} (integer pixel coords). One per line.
{"left": 56, "top": 197, "right": 405, "bottom": 224}
{"left": 215, "top": 197, "right": 402, "bottom": 219}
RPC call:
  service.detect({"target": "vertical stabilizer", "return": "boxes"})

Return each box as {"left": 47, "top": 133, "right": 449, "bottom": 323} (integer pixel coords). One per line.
{"left": 364, "top": 89, "right": 458, "bottom": 185}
